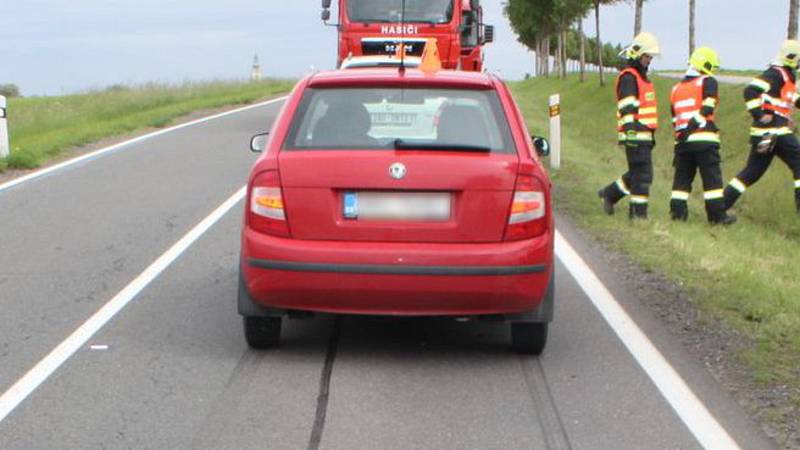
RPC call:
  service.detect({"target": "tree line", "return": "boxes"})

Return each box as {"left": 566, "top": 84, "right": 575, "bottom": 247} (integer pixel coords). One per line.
{"left": 506, "top": 0, "right": 800, "bottom": 85}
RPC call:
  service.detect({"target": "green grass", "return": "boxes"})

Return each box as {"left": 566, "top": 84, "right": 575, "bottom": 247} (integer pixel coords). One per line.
{"left": 657, "top": 69, "right": 762, "bottom": 79}
{"left": 715, "top": 69, "right": 763, "bottom": 78}
{"left": 0, "top": 79, "right": 294, "bottom": 171}
{"left": 511, "top": 75, "right": 800, "bottom": 409}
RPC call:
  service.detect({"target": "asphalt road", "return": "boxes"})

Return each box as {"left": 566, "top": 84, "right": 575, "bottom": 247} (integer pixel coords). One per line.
{"left": 0, "top": 99, "right": 776, "bottom": 449}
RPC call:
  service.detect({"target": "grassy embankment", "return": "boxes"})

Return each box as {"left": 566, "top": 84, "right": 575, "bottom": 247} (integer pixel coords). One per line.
{"left": 0, "top": 79, "right": 294, "bottom": 172}
{"left": 511, "top": 75, "right": 800, "bottom": 413}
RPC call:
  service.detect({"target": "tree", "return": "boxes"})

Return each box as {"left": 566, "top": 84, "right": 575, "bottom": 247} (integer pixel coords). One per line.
{"left": 552, "top": 0, "right": 592, "bottom": 79}
{"left": 633, "top": 0, "right": 644, "bottom": 35}
{"left": 579, "top": 18, "right": 587, "bottom": 82}
{"left": 689, "top": 0, "right": 696, "bottom": 56}
{"left": 507, "top": 0, "right": 621, "bottom": 83}
{"left": 592, "top": 0, "right": 625, "bottom": 85}
{"left": 790, "top": 0, "right": 799, "bottom": 39}
{"left": 505, "top": 0, "right": 554, "bottom": 77}
{"left": 0, "top": 84, "right": 20, "bottom": 98}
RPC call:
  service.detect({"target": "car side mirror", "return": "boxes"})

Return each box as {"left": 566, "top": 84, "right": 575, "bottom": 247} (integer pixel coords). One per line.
{"left": 533, "top": 136, "right": 550, "bottom": 157}
{"left": 250, "top": 132, "right": 270, "bottom": 153}
{"left": 321, "top": 9, "right": 331, "bottom": 21}
{"left": 483, "top": 25, "right": 494, "bottom": 44}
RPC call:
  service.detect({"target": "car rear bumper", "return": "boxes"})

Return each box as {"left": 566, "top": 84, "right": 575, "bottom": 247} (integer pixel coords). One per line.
{"left": 240, "top": 229, "right": 554, "bottom": 317}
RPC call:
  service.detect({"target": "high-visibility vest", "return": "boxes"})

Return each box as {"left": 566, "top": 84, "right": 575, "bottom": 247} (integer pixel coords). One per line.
{"left": 762, "top": 66, "right": 797, "bottom": 119}
{"left": 670, "top": 76, "right": 719, "bottom": 143}
{"left": 616, "top": 67, "right": 659, "bottom": 132}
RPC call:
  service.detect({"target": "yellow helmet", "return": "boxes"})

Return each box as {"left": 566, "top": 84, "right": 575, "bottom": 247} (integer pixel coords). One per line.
{"left": 689, "top": 47, "right": 720, "bottom": 75}
{"left": 626, "top": 32, "right": 661, "bottom": 60}
{"left": 776, "top": 39, "right": 800, "bottom": 68}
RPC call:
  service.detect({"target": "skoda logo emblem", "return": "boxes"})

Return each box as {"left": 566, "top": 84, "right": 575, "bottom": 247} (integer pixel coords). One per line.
{"left": 389, "top": 162, "right": 407, "bottom": 180}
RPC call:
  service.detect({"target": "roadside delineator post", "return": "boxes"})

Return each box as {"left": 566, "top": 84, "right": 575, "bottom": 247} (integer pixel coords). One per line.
{"left": 549, "top": 94, "right": 561, "bottom": 169}
{"left": 0, "top": 95, "right": 8, "bottom": 159}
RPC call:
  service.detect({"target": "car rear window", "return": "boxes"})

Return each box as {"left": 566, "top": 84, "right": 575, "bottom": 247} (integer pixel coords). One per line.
{"left": 284, "top": 87, "right": 516, "bottom": 153}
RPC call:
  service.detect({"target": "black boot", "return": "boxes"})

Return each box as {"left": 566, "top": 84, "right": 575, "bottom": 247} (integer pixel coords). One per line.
{"left": 598, "top": 189, "right": 614, "bottom": 215}
{"left": 712, "top": 214, "right": 738, "bottom": 225}
{"left": 630, "top": 203, "right": 648, "bottom": 219}
{"left": 707, "top": 200, "right": 737, "bottom": 225}
{"left": 670, "top": 200, "right": 688, "bottom": 221}
{"left": 723, "top": 185, "right": 741, "bottom": 211}
{"left": 795, "top": 189, "right": 800, "bottom": 214}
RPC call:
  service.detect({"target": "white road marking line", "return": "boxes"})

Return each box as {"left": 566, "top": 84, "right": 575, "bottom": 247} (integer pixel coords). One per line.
{"left": 554, "top": 230, "right": 741, "bottom": 450}
{"left": 89, "top": 345, "right": 109, "bottom": 351}
{"left": 0, "top": 186, "right": 246, "bottom": 424}
{"left": 0, "top": 96, "right": 287, "bottom": 194}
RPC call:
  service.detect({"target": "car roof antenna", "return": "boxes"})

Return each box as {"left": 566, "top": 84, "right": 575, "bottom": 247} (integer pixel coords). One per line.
{"left": 399, "top": 0, "right": 406, "bottom": 75}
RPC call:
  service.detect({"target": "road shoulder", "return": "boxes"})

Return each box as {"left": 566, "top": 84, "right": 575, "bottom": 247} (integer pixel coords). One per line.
{"left": 554, "top": 199, "right": 791, "bottom": 448}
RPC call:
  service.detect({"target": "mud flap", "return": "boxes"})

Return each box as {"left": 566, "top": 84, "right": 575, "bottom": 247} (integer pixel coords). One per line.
{"left": 238, "top": 271, "right": 287, "bottom": 318}
{"left": 506, "top": 269, "right": 554, "bottom": 323}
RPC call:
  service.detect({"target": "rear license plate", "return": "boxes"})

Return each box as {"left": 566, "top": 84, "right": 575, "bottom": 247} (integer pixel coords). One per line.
{"left": 343, "top": 191, "right": 451, "bottom": 221}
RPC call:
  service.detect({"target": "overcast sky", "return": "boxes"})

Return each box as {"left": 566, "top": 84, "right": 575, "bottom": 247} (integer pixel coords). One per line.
{"left": 0, "top": 0, "right": 792, "bottom": 96}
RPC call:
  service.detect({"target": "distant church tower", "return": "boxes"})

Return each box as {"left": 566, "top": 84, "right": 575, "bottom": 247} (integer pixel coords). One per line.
{"left": 250, "top": 53, "right": 263, "bottom": 81}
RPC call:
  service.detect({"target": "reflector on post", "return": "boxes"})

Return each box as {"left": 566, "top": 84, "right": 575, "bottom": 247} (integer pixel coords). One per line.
{"left": 0, "top": 95, "right": 8, "bottom": 159}
{"left": 549, "top": 94, "right": 561, "bottom": 169}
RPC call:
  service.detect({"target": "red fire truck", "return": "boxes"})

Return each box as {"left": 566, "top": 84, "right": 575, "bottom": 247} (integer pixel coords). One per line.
{"left": 321, "top": 0, "right": 494, "bottom": 72}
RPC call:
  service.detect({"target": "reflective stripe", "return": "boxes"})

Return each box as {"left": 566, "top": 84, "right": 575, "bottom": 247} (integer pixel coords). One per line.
{"left": 619, "top": 114, "right": 636, "bottom": 124}
{"left": 795, "top": 179, "right": 800, "bottom": 188}
{"left": 749, "top": 78, "right": 770, "bottom": 91}
{"left": 704, "top": 189, "right": 724, "bottom": 200}
{"left": 750, "top": 127, "right": 793, "bottom": 136}
{"left": 616, "top": 178, "right": 630, "bottom": 195}
{"left": 745, "top": 98, "right": 762, "bottom": 110}
{"left": 685, "top": 132, "right": 720, "bottom": 143}
{"left": 616, "top": 68, "right": 658, "bottom": 131}
{"left": 618, "top": 132, "right": 655, "bottom": 141}
{"left": 671, "top": 191, "right": 690, "bottom": 201}
{"left": 762, "top": 94, "right": 791, "bottom": 108}
{"left": 730, "top": 178, "right": 747, "bottom": 193}
{"left": 630, "top": 195, "right": 649, "bottom": 204}
{"left": 671, "top": 78, "right": 716, "bottom": 136}
{"left": 674, "top": 99, "right": 696, "bottom": 109}
{"left": 618, "top": 96, "right": 639, "bottom": 108}
{"left": 693, "top": 112, "right": 707, "bottom": 127}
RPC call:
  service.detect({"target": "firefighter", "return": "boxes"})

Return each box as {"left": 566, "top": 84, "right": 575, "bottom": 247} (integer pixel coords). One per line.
{"left": 669, "top": 47, "right": 737, "bottom": 225}
{"left": 723, "top": 40, "right": 800, "bottom": 214}
{"left": 598, "top": 32, "right": 660, "bottom": 219}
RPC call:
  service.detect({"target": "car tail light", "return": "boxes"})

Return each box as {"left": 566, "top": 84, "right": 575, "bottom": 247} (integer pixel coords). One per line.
{"left": 505, "top": 174, "right": 547, "bottom": 241}
{"left": 249, "top": 170, "right": 290, "bottom": 237}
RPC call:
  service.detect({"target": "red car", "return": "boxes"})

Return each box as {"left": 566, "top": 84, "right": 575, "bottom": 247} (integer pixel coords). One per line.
{"left": 239, "top": 67, "right": 554, "bottom": 354}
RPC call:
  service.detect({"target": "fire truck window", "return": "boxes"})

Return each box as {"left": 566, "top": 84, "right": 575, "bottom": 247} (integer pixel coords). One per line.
{"left": 346, "top": 0, "right": 455, "bottom": 24}
{"left": 461, "top": 11, "right": 479, "bottom": 48}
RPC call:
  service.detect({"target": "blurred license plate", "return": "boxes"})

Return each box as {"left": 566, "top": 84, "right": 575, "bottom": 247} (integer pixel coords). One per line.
{"left": 343, "top": 192, "right": 451, "bottom": 221}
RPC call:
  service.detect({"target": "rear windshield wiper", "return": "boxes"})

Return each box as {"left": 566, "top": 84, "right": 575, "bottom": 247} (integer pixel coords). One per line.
{"left": 393, "top": 139, "right": 492, "bottom": 153}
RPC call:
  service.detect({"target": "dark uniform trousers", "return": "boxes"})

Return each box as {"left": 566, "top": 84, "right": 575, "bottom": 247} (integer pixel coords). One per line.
{"left": 670, "top": 144, "right": 726, "bottom": 222}
{"left": 601, "top": 142, "right": 654, "bottom": 218}
{"left": 723, "top": 134, "right": 800, "bottom": 211}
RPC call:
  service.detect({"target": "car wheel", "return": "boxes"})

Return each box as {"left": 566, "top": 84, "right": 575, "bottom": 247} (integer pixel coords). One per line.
{"left": 243, "top": 316, "right": 282, "bottom": 349}
{"left": 511, "top": 322, "right": 548, "bottom": 355}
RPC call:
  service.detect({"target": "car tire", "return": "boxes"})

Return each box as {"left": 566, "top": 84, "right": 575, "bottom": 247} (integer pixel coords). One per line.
{"left": 243, "top": 316, "right": 282, "bottom": 349}
{"left": 510, "top": 322, "right": 548, "bottom": 355}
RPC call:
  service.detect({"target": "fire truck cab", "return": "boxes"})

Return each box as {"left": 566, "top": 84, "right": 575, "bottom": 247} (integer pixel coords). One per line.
{"left": 321, "top": 0, "right": 493, "bottom": 72}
